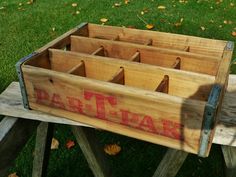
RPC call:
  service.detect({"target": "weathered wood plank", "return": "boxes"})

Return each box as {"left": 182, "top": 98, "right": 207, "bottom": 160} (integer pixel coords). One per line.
{"left": 0, "top": 74, "right": 236, "bottom": 147}
{"left": 49, "top": 49, "right": 214, "bottom": 100}
{"left": 222, "top": 145, "right": 236, "bottom": 177}
{"left": 70, "top": 36, "right": 220, "bottom": 75}
{"left": 32, "top": 122, "right": 54, "bottom": 177}
{"left": 152, "top": 149, "right": 188, "bottom": 177}
{"left": 88, "top": 24, "right": 226, "bottom": 57}
{"left": 24, "top": 61, "right": 211, "bottom": 154}
{"left": 71, "top": 126, "right": 113, "bottom": 177}
{"left": 0, "top": 117, "right": 38, "bottom": 176}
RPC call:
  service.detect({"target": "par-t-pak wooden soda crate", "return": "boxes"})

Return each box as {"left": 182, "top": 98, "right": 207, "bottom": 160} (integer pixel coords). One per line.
{"left": 16, "top": 23, "right": 234, "bottom": 157}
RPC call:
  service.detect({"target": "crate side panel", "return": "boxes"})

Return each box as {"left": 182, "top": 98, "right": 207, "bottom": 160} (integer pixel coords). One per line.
{"left": 22, "top": 66, "right": 206, "bottom": 154}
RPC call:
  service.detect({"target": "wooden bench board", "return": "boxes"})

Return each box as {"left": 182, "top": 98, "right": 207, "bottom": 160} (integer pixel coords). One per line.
{"left": 0, "top": 76, "right": 236, "bottom": 147}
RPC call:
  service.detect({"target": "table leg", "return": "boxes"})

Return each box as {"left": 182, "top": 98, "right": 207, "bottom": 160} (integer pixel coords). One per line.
{"left": 71, "top": 126, "right": 113, "bottom": 177}
{"left": 32, "top": 122, "right": 54, "bottom": 177}
{"left": 152, "top": 148, "right": 188, "bottom": 177}
{"left": 0, "top": 116, "right": 38, "bottom": 176}
{"left": 221, "top": 145, "right": 236, "bottom": 177}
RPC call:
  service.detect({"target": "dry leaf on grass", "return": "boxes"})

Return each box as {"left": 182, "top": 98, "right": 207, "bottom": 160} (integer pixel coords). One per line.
{"left": 8, "top": 172, "right": 19, "bottom": 177}
{"left": 51, "top": 137, "right": 59, "bottom": 150}
{"left": 146, "top": 24, "right": 154, "bottom": 29}
{"left": 72, "top": 3, "right": 77, "bottom": 7}
{"left": 114, "top": 2, "right": 121, "bottom": 7}
{"left": 124, "top": 0, "right": 129, "bottom": 4}
{"left": 100, "top": 18, "right": 108, "bottom": 23}
{"left": 232, "top": 31, "right": 236, "bottom": 37}
{"left": 174, "top": 18, "right": 184, "bottom": 27}
{"left": 157, "top": 5, "right": 166, "bottom": 10}
{"left": 200, "top": 26, "right": 206, "bottom": 31}
{"left": 104, "top": 144, "right": 121, "bottom": 155}
{"left": 66, "top": 140, "right": 75, "bottom": 149}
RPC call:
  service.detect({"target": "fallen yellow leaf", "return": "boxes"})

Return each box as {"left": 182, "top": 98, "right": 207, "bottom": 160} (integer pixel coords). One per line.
{"left": 100, "top": 18, "right": 108, "bottom": 23}
{"left": 124, "top": 0, "right": 130, "bottom": 4}
{"left": 232, "top": 31, "right": 236, "bottom": 37}
{"left": 157, "top": 5, "right": 166, "bottom": 10}
{"left": 104, "top": 144, "right": 121, "bottom": 155}
{"left": 72, "top": 3, "right": 77, "bottom": 7}
{"left": 114, "top": 2, "right": 121, "bottom": 7}
{"left": 8, "top": 172, "right": 19, "bottom": 177}
{"left": 146, "top": 24, "right": 154, "bottom": 29}
{"left": 51, "top": 137, "right": 59, "bottom": 150}
{"left": 230, "top": 3, "right": 234, "bottom": 7}
{"left": 200, "top": 26, "right": 205, "bottom": 31}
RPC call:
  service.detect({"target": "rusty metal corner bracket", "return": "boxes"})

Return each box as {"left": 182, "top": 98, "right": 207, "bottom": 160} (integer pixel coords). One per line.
{"left": 198, "top": 84, "right": 222, "bottom": 157}
{"left": 16, "top": 52, "right": 38, "bottom": 109}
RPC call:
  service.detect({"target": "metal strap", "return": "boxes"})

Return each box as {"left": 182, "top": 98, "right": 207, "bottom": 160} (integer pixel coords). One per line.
{"left": 198, "top": 84, "right": 222, "bottom": 157}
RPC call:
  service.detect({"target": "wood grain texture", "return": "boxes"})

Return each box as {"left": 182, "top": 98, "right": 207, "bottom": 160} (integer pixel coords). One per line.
{"left": 22, "top": 64, "right": 205, "bottom": 154}
{"left": 0, "top": 117, "right": 38, "bottom": 176}
{"left": 70, "top": 36, "right": 220, "bottom": 75}
{"left": 0, "top": 74, "right": 235, "bottom": 147}
{"left": 72, "top": 126, "right": 113, "bottom": 177}
{"left": 48, "top": 49, "right": 215, "bottom": 100}
{"left": 88, "top": 24, "right": 226, "bottom": 57}
{"left": 152, "top": 149, "right": 188, "bottom": 177}
{"left": 32, "top": 122, "right": 54, "bottom": 177}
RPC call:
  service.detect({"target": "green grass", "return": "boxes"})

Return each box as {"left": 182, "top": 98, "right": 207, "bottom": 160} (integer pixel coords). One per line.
{"left": 0, "top": 0, "right": 236, "bottom": 176}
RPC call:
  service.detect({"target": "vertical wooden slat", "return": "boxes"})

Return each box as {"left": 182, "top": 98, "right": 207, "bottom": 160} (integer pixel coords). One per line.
{"left": 172, "top": 57, "right": 181, "bottom": 69}
{"left": 129, "top": 51, "right": 140, "bottom": 62}
{"left": 155, "top": 75, "right": 169, "bottom": 93}
{"left": 221, "top": 145, "right": 236, "bottom": 177}
{"left": 144, "top": 39, "right": 153, "bottom": 46}
{"left": 152, "top": 149, "right": 188, "bottom": 177}
{"left": 71, "top": 126, "right": 113, "bottom": 177}
{"left": 0, "top": 117, "right": 38, "bottom": 176}
{"left": 32, "top": 122, "right": 54, "bottom": 177}
{"left": 67, "top": 61, "right": 86, "bottom": 76}
{"left": 108, "top": 67, "right": 124, "bottom": 84}
{"left": 91, "top": 47, "right": 106, "bottom": 56}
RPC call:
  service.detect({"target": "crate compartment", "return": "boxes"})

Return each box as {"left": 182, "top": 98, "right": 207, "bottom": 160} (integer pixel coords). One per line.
{"left": 70, "top": 36, "right": 221, "bottom": 75}
{"left": 87, "top": 24, "right": 227, "bottom": 57}
{"left": 25, "top": 49, "right": 215, "bottom": 100}
{"left": 16, "top": 23, "right": 233, "bottom": 157}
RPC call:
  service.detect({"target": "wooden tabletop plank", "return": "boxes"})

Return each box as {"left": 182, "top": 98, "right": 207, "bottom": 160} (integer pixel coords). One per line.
{"left": 0, "top": 76, "right": 236, "bottom": 147}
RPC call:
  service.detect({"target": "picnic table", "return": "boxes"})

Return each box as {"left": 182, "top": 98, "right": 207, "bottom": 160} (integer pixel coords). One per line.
{"left": 0, "top": 75, "right": 236, "bottom": 177}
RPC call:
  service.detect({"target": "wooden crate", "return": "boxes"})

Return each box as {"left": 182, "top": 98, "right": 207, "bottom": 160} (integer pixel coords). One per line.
{"left": 16, "top": 23, "right": 234, "bottom": 157}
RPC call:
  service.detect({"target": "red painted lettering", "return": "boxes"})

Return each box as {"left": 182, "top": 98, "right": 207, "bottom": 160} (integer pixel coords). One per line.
{"left": 67, "top": 97, "right": 84, "bottom": 114}
{"left": 161, "top": 119, "right": 183, "bottom": 140}
{"left": 84, "top": 90, "right": 117, "bottom": 120}
{"left": 120, "top": 109, "right": 139, "bottom": 126}
{"left": 51, "top": 94, "right": 65, "bottom": 109}
{"left": 138, "top": 116, "right": 157, "bottom": 133}
{"left": 34, "top": 88, "right": 49, "bottom": 103}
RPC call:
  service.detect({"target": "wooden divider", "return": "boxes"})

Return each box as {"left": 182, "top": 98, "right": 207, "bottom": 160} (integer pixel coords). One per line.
{"left": 87, "top": 24, "right": 226, "bottom": 57}
{"left": 45, "top": 49, "right": 215, "bottom": 100}
{"left": 70, "top": 36, "right": 220, "bottom": 76}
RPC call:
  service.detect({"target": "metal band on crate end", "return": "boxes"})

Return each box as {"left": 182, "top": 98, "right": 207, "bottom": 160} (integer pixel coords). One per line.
{"left": 225, "top": 41, "right": 234, "bottom": 51}
{"left": 77, "top": 22, "right": 88, "bottom": 29}
{"left": 16, "top": 52, "right": 38, "bottom": 109}
{"left": 198, "top": 84, "right": 222, "bottom": 157}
